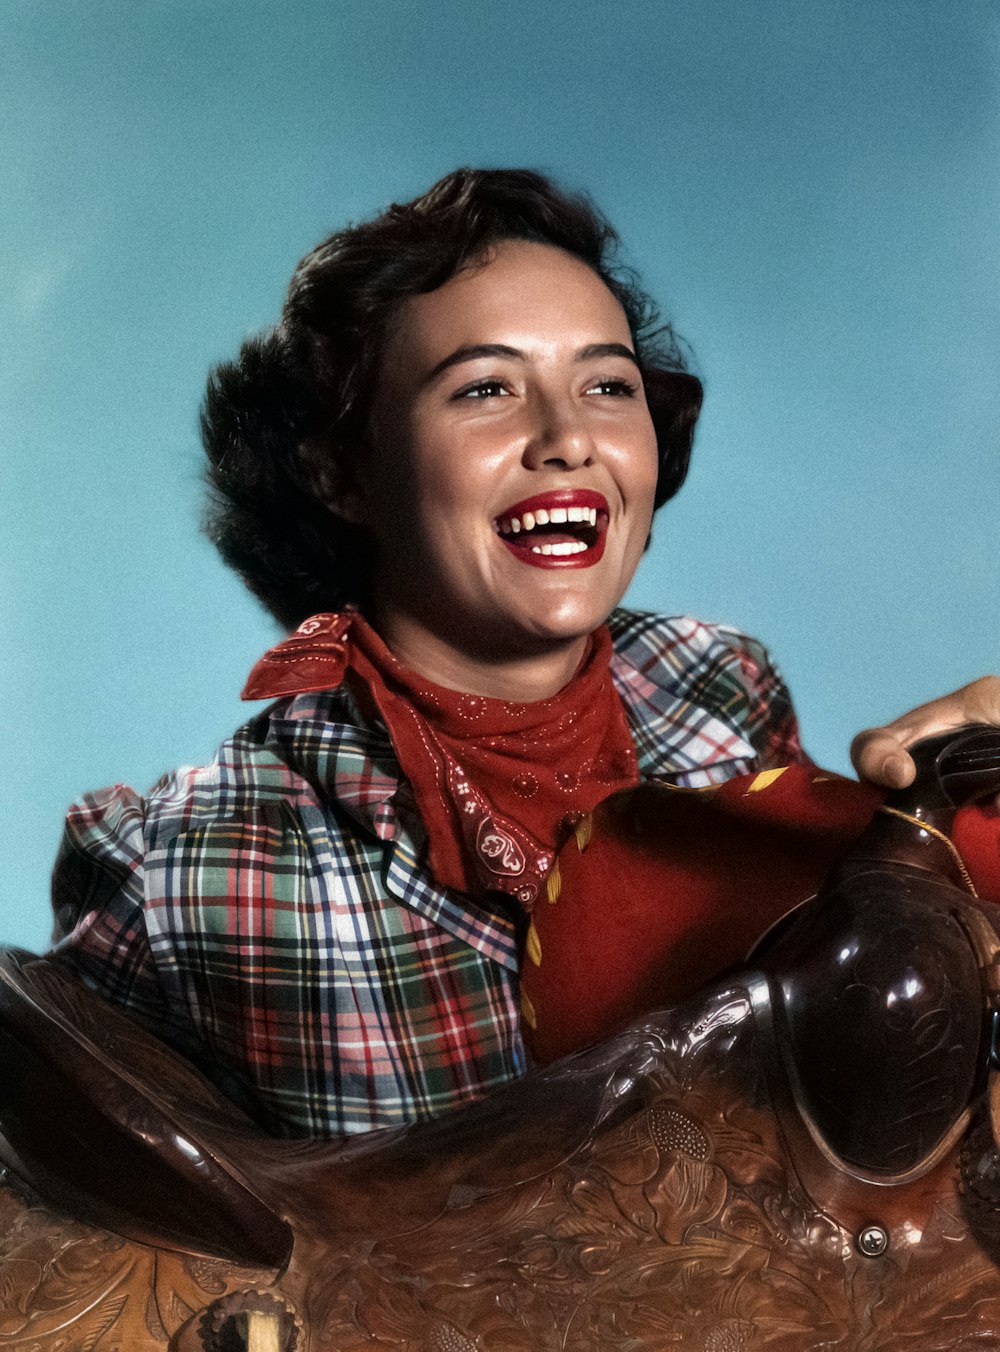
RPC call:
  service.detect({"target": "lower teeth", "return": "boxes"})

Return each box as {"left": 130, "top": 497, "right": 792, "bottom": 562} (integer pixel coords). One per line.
{"left": 530, "top": 541, "right": 588, "bottom": 556}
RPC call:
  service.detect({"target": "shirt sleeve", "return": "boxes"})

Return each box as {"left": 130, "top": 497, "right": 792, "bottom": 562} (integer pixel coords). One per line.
{"left": 666, "top": 630, "right": 809, "bottom": 788}
{"left": 724, "top": 632, "right": 808, "bottom": 771}
{"left": 49, "top": 784, "right": 171, "bottom": 1025}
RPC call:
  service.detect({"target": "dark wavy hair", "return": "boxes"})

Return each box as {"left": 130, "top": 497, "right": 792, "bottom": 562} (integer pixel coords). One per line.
{"left": 201, "top": 168, "right": 703, "bottom": 629}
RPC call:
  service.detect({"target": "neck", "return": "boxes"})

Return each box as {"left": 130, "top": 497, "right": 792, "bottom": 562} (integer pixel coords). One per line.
{"left": 371, "top": 613, "right": 592, "bottom": 702}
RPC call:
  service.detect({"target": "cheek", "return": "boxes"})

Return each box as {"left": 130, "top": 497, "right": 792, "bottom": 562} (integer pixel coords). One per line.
{"left": 404, "top": 439, "right": 501, "bottom": 529}
{"left": 627, "top": 430, "right": 661, "bottom": 516}
{"left": 364, "top": 437, "right": 441, "bottom": 532}
{"left": 380, "top": 414, "right": 463, "bottom": 502}
{"left": 369, "top": 449, "right": 480, "bottom": 567}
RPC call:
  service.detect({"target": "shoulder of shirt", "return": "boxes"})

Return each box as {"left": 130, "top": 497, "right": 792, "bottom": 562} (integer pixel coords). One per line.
{"left": 66, "top": 687, "right": 386, "bottom": 846}
{"left": 608, "top": 607, "right": 777, "bottom": 679}
{"left": 605, "top": 607, "right": 790, "bottom": 780}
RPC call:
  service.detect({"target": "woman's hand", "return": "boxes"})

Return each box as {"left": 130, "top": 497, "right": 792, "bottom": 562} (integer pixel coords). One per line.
{"left": 850, "top": 676, "right": 1000, "bottom": 789}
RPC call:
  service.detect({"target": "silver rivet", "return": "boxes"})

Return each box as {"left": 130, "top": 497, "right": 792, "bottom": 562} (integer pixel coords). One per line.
{"left": 856, "top": 1223, "right": 889, "bottom": 1257}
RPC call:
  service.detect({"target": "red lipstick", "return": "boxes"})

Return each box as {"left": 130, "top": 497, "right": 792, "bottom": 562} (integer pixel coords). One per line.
{"left": 493, "top": 489, "right": 609, "bottom": 569}
{"left": 496, "top": 489, "right": 609, "bottom": 522}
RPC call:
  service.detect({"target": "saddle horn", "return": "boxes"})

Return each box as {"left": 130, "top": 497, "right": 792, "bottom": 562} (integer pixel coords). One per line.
{"left": 761, "top": 724, "right": 1000, "bottom": 1179}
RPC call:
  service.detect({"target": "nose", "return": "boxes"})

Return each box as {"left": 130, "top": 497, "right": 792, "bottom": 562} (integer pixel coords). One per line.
{"left": 521, "top": 394, "right": 595, "bottom": 472}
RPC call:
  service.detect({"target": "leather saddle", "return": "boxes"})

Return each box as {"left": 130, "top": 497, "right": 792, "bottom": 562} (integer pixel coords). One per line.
{"left": 3, "top": 727, "right": 1000, "bottom": 1351}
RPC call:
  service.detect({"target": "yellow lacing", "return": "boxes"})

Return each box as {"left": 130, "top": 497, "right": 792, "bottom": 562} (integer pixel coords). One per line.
{"left": 877, "top": 804, "right": 978, "bottom": 897}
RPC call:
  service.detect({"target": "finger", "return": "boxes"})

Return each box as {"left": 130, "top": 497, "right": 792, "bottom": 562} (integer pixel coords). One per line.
{"left": 849, "top": 676, "right": 1000, "bottom": 789}
{"left": 850, "top": 729, "right": 916, "bottom": 788}
{"left": 958, "top": 675, "right": 1000, "bottom": 726}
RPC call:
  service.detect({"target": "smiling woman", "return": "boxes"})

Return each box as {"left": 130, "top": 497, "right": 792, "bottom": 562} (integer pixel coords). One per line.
{"left": 44, "top": 168, "right": 1000, "bottom": 1139}
{"left": 350, "top": 240, "right": 660, "bottom": 696}
{"left": 199, "top": 170, "right": 699, "bottom": 637}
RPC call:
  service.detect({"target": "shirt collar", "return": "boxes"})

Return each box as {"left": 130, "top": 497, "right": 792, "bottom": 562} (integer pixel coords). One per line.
{"left": 263, "top": 687, "right": 521, "bottom": 972}
{"left": 264, "top": 686, "right": 401, "bottom": 841}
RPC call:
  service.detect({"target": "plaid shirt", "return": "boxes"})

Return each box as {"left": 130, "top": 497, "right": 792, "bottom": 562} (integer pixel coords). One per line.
{"left": 50, "top": 610, "right": 802, "bottom": 1137}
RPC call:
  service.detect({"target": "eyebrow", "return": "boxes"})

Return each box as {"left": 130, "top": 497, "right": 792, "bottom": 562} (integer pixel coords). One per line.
{"left": 426, "top": 344, "right": 523, "bottom": 382}
{"left": 575, "top": 342, "right": 640, "bottom": 367}
{"left": 425, "top": 340, "right": 640, "bottom": 384}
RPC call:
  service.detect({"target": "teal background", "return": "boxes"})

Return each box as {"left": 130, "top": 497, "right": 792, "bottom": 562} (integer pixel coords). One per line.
{"left": 3, "top": 1, "right": 998, "bottom": 951}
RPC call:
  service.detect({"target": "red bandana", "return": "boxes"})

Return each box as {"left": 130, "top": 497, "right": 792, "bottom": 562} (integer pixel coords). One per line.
{"left": 242, "top": 611, "right": 640, "bottom": 907}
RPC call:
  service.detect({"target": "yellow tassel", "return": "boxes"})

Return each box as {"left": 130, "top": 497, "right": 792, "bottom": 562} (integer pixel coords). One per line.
{"left": 574, "top": 813, "right": 593, "bottom": 851}
{"left": 546, "top": 859, "right": 562, "bottom": 905}
{"left": 526, "top": 921, "right": 542, "bottom": 967}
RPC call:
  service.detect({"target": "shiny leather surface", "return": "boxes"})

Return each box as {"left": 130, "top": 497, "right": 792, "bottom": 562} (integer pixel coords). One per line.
{"left": 0, "top": 949, "right": 293, "bottom": 1270}
{"left": 5, "top": 972, "right": 1000, "bottom": 1350}
{"left": 760, "top": 725, "right": 1000, "bottom": 1178}
{"left": 765, "top": 863, "right": 985, "bottom": 1174}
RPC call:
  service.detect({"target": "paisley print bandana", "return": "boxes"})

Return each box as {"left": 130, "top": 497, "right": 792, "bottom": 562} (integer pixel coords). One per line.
{"left": 243, "top": 611, "right": 639, "bottom": 908}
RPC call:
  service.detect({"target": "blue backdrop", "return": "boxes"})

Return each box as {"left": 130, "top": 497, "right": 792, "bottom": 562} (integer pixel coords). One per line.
{"left": 3, "top": 0, "right": 998, "bottom": 950}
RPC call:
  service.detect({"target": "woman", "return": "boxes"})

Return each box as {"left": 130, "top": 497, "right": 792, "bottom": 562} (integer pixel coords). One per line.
{"left": 49, "top": 168, "right": 1000, "bottom": 1138}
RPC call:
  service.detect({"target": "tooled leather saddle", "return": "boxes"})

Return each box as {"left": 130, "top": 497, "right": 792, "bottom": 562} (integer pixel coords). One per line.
{"left": 3, "top": 728, "right": 1000, "bottom": 1351}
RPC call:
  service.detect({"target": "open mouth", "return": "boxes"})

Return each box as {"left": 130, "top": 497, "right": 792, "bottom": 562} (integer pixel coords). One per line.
{"left": 493, "top": 490, "right": 610, "bottom": 569}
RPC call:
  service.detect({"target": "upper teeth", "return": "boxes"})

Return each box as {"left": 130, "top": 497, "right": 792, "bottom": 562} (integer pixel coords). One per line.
{"left": 500, "top": 506, "right": 598, "bottom": 535}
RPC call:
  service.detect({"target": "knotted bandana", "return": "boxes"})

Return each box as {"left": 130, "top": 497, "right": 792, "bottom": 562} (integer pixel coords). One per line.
{"left": 243, "top": 611, "right": 639, "bottom": 907}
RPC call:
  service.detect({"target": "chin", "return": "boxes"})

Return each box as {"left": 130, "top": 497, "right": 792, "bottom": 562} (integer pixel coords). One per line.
{"left": 513, "top": 595, "right": 618, "bottom": 646}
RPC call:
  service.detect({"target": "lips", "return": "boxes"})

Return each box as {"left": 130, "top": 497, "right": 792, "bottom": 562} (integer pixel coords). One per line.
{"left": 494, "top": 489, "right": 609, "bottom": 569}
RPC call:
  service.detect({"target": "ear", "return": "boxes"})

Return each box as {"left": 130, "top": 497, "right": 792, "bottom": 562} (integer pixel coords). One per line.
{"left": 298, "top": 436, "right": 369, "bottom": 526}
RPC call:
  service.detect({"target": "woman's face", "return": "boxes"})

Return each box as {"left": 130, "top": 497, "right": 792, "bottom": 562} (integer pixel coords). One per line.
{"left": 350, "top": 240, "right": 659, "bottom": 688}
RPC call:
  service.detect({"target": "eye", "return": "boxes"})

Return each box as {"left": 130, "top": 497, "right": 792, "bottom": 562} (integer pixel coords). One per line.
{"left": 453, "top": 378, "right": 511, "bottom": 400}
{"left": 585, "top": 376, "right": 638, "bottom": 397}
